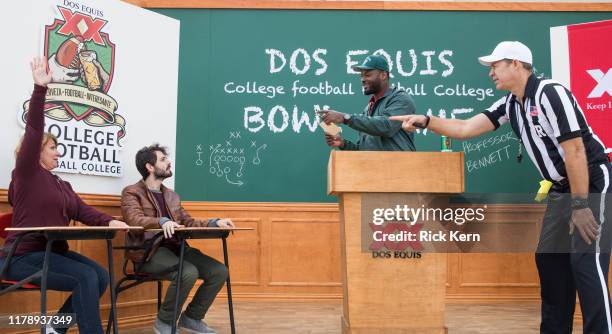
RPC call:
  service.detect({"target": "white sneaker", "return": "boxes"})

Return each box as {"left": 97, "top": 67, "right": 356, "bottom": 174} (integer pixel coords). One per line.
{"left": 178, "top": 313, "right": 216, "bottom": 334}
{"left": 153, "top": 317, "right": 181, "bottom": 334}
{"left": 44, "top": 327, "right": 60, "bottom": 334}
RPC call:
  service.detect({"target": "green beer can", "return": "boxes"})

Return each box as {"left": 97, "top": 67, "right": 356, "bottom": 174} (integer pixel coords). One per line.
{"left": 441, "top": 136, "right": 452, "bottom": 152}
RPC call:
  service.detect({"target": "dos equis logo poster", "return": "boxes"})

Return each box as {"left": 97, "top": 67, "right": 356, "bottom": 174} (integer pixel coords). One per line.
{"left": 21, "top": 2, "right": 125, "bottom": 177}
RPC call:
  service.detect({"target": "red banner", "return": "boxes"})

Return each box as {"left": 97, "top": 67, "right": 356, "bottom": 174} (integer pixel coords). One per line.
{"left": 567, "top": 20, "right": 612, "bottom": 159}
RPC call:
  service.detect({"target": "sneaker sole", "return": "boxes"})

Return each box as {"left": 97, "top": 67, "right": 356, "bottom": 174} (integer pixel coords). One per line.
{"left": 154, "top": 326, "right": 181, "bottom": 334}
{"left": 178, "top": 326, "right": 215, "bottom": 334}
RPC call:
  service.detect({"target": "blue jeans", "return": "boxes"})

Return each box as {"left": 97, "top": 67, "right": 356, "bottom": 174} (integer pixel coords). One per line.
{"left": 0, "top": 250, "right": 109, "bottom": 334}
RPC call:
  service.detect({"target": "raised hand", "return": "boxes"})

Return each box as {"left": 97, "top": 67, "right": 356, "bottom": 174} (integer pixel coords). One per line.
{"left": 30, "top": 56, "right": 53, "bottom": 87}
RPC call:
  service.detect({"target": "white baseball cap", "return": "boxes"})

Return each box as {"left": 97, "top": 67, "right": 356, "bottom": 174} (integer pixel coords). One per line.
{"left": 478, "top": 41, "right": 533, "bottom": 66}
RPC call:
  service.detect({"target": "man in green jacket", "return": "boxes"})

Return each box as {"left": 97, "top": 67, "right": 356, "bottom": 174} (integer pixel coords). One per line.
{"left": 321, "top": 54, "right": 416, "bottom": 151}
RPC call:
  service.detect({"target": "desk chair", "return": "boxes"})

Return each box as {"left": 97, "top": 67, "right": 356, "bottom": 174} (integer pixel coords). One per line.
{"left": 2, "top": 215, "right": 131, "bottom": 334}
{"left": 0, "top": 212, "right": 51, "bottom": 334}
{"left": 107, "top": 230, "right": 237, "bottom": 334}
{"left": 106, "top": 232, "right": 173, "bottom": 334}
{"left": 0, "top": 212, "right": 42, "bottom": 292}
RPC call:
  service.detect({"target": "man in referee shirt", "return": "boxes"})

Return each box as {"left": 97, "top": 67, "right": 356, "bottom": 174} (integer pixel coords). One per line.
{"left": 391, "top": 41, "right": 612, "bottom": 333}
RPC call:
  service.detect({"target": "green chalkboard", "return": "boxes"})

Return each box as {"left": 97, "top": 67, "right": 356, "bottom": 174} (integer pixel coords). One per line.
{"left": 152, "top": 9, "right": 611, "bottom": 202}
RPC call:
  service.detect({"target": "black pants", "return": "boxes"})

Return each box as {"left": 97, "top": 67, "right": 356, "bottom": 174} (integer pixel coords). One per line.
{"left": 536, "top": 162, "right": 612, "bottom": 334}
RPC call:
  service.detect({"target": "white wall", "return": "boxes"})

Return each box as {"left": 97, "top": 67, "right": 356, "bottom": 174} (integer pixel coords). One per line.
{"left": 0, "top": 0, "right": 179, "bottom": 195}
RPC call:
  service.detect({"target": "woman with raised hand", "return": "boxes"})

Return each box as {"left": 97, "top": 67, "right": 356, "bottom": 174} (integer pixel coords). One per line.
{"left": 0, "top": 57, "right": 129, "bottom": 334}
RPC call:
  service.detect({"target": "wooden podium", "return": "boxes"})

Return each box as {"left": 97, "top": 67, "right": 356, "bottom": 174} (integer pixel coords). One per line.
{"left": 328, "top": 151, "right": 464, "bottom": 334}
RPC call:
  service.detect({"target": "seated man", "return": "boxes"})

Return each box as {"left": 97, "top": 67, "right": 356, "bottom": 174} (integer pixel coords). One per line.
{"left": 121, "top": 144, "right": 234, "bottom": 334}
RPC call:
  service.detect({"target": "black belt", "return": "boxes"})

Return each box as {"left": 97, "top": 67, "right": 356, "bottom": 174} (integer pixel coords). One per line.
{"left": 550, "top": 178, "right": 570, "bottom": 193}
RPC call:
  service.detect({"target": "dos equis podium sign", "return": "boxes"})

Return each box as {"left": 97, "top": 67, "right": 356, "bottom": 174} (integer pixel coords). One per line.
{"left": 22, "top": 2, "right": 125, "bottom": 177}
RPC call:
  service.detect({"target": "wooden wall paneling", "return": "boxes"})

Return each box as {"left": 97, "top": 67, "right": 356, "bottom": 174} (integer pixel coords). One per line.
{"left": 457, "top": 254, "right": 539, "bottom": 289}
{"left": 189, "top": 218, "right": 262, "bottom": 287}
{"left": 451, "top": 253, "right": 540, "bottom": 303}
{"left": 2, "top": 188, "right": 596, "bottom": 330}
{"left": 1, "top": 189, "right": 551, "bottom": 307}
{"left": 268, "top": 218, "right": 341, "bottom": 289}
{"left": 446, "top": 253, "right": 459, "bottom": 289}
{"left": 180, "top": 202, "right": 343, "bottom": 301}
{"left": 445, "top": 203, "right": 544, "bottom": 303}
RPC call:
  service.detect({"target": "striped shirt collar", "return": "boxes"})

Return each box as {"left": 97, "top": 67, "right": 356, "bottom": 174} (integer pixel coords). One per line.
{"left": 524, "top": 73, "right": 539, "bottom": 99}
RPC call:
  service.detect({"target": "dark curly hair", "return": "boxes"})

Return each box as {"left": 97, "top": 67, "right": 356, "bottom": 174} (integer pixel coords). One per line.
{"left": 135, "top": 143, "right": 168, "bottom": 179}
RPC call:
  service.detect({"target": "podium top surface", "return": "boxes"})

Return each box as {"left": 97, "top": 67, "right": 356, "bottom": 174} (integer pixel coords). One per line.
{"left": 327, "top": 151, "right": 464, "bottom": 194}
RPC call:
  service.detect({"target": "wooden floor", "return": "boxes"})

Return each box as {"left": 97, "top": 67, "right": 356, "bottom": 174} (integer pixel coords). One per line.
{"left": 122, "top": 301, "right": 585, "bottom": 334}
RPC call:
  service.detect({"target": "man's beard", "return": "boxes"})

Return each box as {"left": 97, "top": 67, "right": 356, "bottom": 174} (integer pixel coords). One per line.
{"left": 364, "top": 79, "right": 382, "bottom": 95}
{"left": 153, "top": 167, "right": 172, "bottom": 180}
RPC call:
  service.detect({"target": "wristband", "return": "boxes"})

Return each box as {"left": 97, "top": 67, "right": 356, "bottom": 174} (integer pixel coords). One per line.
{"left": 570, "top": 197, "right": 589, "bottom": 210}
{"left": 414, "top": 115, "right": 430, "bottom": 129}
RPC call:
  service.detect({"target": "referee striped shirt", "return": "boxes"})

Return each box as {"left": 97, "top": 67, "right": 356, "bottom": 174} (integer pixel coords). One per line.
{"left": 483, "top": 74, "right": 609, "bottom": 182}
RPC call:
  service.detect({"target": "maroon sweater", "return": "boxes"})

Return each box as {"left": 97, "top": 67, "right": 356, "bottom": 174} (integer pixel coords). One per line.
{"left": 3, "top": 84, "right": 113, "bottom": 255}
{"left": 151, "top": 191, "right": 181, "bottom": 253}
